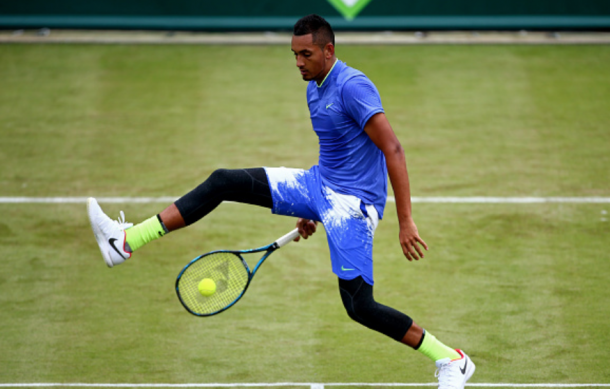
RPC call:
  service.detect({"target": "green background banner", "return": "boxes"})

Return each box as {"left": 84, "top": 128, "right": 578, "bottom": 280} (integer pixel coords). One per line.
{"left": 1, "top": 0, "right": 609, "bottom": 30}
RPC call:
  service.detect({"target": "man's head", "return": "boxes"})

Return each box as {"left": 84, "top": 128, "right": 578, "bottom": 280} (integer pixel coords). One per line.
{"left": 293, "top": 14, "right": 335, "bottom": 48}
{"left": 291, "top": 14, "right": 336, "bottom": 84}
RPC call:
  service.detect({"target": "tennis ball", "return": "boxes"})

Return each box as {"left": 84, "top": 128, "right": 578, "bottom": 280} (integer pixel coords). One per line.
{"left": 198, "top": 278, "right": 216, "bottom": 297}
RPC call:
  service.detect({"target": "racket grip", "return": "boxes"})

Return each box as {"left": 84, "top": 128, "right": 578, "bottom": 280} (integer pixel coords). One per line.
{"left": 275, "top": 228, "right": 301, "bottom": 248}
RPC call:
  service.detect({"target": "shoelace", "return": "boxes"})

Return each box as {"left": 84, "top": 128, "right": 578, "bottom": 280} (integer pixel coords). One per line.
{"left": 115, "top": 210, "right": 134, "bottom": 229}
{"left": 101, "top": 210, "right": 133, "bottom": 233}
{"left": 435, "top": 361, "right": 461, "bottom": 389}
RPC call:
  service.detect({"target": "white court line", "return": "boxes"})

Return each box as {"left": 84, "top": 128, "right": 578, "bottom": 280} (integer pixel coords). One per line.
{"left": 411, "top": 197, "right": 610, "bottom": 204}
{"left": 1, "top": 384, "right": 610, "bottom": 388}
{"left": 1, "top": 197, "right": 610, "bottom": 204}
{"left": 0, "top": 197, "right": 178, "bottom": 204}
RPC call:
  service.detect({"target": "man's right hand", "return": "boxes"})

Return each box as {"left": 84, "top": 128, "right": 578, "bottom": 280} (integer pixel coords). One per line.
{"left": 295, "top": 218, "right": 317, "bottom": 242}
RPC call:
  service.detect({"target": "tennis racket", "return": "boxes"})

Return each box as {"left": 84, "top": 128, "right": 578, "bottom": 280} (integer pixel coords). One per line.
{"left": 175, "top": 228, "right": 301, "bottom": 317}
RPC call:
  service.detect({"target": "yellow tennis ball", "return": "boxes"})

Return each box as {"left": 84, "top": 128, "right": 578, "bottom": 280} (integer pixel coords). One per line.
{"left": 198, "top": 278, "right": 216, "bottom": 297}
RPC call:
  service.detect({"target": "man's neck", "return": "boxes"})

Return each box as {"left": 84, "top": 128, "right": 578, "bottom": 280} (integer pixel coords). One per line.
{"left": 317, "top": 58, "right": 338, "bottom": 87}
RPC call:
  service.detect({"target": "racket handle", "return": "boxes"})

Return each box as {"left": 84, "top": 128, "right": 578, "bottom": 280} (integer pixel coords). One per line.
{"left": 275, "top": 228, "right": 301, "bottom": 248}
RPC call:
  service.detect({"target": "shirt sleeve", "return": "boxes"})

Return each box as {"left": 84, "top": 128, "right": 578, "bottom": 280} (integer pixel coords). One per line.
{"left": 341, "top": 76, "right": 385, "bottom": 129}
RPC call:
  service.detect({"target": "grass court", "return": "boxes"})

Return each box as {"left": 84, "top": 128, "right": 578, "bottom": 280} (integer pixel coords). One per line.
{"left": 0, "top": 42, "right": 609, "bottom": 385}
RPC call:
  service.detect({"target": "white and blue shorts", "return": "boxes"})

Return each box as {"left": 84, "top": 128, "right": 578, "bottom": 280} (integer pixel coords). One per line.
{"left": 264, "top": 165, "right": 379, "bottom": 285}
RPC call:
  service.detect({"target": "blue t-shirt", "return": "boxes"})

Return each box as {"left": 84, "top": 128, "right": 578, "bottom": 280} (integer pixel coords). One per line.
{"left": 307, "top": 60, "right": 387, "bottom": 219}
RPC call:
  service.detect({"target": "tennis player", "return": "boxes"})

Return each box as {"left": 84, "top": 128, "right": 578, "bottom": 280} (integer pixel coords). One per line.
{"left": 88, "top": 14, "right": 475, "bottom": 388}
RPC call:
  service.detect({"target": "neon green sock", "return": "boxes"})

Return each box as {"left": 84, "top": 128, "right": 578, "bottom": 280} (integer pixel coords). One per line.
{"left": 417, "top": 331, "right": 460, "bottom": 362}
{"left": 125, "top": 215, "right": 166, "bottom": 252}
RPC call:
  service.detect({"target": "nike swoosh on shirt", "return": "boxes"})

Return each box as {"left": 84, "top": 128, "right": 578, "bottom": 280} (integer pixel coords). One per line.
{"left": 326, "top": 103, "right": 334, "bottom": 109}
{"left": 109, "top": 238, "right": 127, "bottom": 259}
{"left": 341, "top": 265, "right": 355, "bottom": 271}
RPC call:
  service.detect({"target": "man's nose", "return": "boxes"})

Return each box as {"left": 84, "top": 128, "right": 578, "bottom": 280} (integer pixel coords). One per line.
{"left": 296, "top": 56, "right": 304, "bottom": 67}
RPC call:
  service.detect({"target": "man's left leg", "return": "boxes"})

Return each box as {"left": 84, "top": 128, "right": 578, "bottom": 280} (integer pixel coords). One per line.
{"left": 338, "top": 276, "right": 475, "bottom": 388}
{"left": 320, "top": 190, "right": 475, "bottom": 388}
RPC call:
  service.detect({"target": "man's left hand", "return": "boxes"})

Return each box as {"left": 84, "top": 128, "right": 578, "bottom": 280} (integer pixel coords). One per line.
{"left": 400, "top": 219, "right": 428, "bottom": 261}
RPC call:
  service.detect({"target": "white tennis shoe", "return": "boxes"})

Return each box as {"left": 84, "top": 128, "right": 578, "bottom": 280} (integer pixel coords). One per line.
{"left": 87, "top": 197, "right": 133, "bottom": 267}
{"left": 435, "top": 349, "right": 475, "bottom": 389}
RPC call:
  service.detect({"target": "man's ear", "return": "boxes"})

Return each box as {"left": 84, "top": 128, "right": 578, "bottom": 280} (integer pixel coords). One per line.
{"left": 324, "top": 42, "right": 335, "bottom": 59}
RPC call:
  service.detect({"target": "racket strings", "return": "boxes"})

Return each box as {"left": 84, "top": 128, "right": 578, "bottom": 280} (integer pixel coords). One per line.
{"left": 177, "top": 252, "right": 249, "bottom": 315}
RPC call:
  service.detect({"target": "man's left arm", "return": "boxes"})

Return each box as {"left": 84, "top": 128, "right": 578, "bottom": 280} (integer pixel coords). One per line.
{"left": 364, "top": 112, "right": 428, "bottom": 261}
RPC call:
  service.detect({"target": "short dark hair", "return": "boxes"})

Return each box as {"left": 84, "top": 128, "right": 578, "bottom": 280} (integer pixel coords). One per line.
{"left": 293, "top": 14, "right": 335, "bottom": 48}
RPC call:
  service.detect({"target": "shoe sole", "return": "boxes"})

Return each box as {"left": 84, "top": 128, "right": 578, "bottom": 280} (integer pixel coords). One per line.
{"left": 87, "top": 198, "right": 115, "bottom": 268}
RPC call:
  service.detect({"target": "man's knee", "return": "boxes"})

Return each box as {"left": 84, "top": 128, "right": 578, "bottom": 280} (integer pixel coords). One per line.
{"left": 206, "top": 168, "right": 233, "bottom": 190}
{"left": 338, "top": 276, "right": 414, "bottom": 341}
{"left": 339, "top": 277, "right": 376, "bottom": 324}
{"left": 206, "top": 168, "right": 268, "bottom": 194}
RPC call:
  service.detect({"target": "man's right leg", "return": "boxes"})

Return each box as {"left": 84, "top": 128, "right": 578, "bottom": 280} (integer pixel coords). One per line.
{"left": 87, "top": 168, "right": 272, "bottom": 267}
{"left": 170, "top": 168, "right": 272, "bottom": 228}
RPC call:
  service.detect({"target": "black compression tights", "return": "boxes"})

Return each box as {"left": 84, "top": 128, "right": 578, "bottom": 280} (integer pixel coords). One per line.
{"left": 174, "top": 168, "right": 272, "bottom": 226}
{"left": 175, "top": 168, "right": 413, "bottom": 341}
{"left": 339, "top": 276, "right": 414, "bottom": 342}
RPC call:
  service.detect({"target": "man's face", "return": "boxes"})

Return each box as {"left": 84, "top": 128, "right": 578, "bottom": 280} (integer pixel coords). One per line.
{"left": 291, "top": 33, "right": 331, "bottom": 83}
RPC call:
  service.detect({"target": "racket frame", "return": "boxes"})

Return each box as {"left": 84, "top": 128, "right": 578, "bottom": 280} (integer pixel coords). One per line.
{"left": 175, "top": 228, "right": 300, "bottom": 317}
